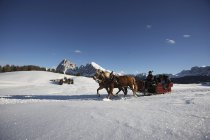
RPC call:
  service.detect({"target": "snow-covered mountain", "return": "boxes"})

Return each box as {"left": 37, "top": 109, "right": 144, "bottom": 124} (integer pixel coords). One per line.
{"left": 56, "top": 59, "right": 107, "bottom": 76}
{"left": 56, "top": 59, "right": 210, "bottom": 78}
{"left": 77, "top": 62, "right": 107, "bottom": 77}
{"left": 56, "top": 59, "right": 77, "bottom": 74}
{"left": 176, "top": 66, "right": 210, "bottom": 77}
{"left": 135, "top": 73, "right": 147, "bottom": 80}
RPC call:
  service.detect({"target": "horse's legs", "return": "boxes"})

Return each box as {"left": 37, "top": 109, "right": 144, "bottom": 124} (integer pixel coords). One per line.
{"left": 114, "top": 87, "right": 127, "bottom": 97}
{"left": 115, "top": 88, "right": 122, "bottom": 96}
{"left": 124, "top": 87, "right": 128, "bottom": 97}
{"left": 105, "top": 87, "right": 110, "bottom": 98}
{"left": 107, "top": 86, "right": 114, "bottom": 99}
{"left": 97, "top": 86, "right": 104, "bottom": 97}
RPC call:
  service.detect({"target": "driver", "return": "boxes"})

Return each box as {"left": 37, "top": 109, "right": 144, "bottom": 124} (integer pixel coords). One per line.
{"left": 145, "top": 71, "right": 154, "bottom": 91}
{"left": 146, "top": 71, "right": 154, "bottom": 82}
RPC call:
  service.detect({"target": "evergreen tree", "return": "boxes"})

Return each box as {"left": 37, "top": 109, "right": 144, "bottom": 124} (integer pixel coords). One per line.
{"left": 0, "top": 64, "right": 54, "bottom": 73}
{"left": 51, "top": 68, "right": 56, "bottom": 72}
{"left": 3, "top": 65, "right": 11, "bottom": 72}
{"left": 11, "top": 65, "right": 17, "bottom": 71}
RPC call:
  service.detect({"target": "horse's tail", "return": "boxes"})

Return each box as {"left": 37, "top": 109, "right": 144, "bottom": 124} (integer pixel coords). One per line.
{"left": 132, "top": 77, "right": 137, "bottom": 92}
{"left": 134, "top": 82, "right": 138, "bottom": 92}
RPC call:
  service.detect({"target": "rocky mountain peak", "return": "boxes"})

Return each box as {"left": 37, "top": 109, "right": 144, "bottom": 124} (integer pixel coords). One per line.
{"left": 55, "top": 59, "right": 107, "bottom": 76}
{"left": 56, "top": 59, "right": 77, "bottom": 74}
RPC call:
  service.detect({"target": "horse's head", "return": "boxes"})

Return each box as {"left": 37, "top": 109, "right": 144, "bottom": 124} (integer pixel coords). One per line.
{"left": 93, "top": 69, "right": 107, "bottom": 83}
{"left": 109, "top": 71, "right": 119, "bottom": 84}
{"left": 93, "top": 69, "right": 101, "bottom": 79}
{"left": 101, "top": 71, "right": 111, "bottom": 79}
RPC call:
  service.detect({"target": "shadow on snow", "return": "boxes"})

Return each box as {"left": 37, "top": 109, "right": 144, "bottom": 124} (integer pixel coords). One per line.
{"left": 1, "top": 94, "right": 133, "bottom": 101}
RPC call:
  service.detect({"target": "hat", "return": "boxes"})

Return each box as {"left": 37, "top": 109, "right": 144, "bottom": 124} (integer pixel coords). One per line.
{"left": 149, "top": 71, "right": 153, "bottom": 74}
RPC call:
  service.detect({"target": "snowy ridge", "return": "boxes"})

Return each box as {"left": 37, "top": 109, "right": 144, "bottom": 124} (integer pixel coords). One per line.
{"left": 77, "top": 62, "right": 108, "bottom": 77}
{"left": 90, "top": 62, "right": 106, "bottom": 71}
{"left": 55, "top": 59, "right": 108, "bottom": 76}
{"left": 0, "top": 71, "right": 210, "bottom": 140}
{"left": 176, "top": 66, "right": 210, "bottom": 77}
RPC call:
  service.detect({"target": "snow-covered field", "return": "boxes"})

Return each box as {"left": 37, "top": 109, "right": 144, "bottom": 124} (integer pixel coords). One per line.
{"left": 0, "top": 71, "right": 210, "bottom": 140}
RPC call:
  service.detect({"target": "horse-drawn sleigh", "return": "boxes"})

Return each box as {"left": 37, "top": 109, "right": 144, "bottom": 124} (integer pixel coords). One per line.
{"left": 135, "top": 73, "right": 173, "bottom": 95}
{"left": 93, "top": 69, "right": 173, "bottom": 99}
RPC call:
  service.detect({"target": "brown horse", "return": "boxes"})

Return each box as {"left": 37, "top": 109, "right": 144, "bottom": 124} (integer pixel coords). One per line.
{"left": 108, "top": 74, "right": 138, "bottom": 99}
{"left": 96, "top": 80, "right": 127, "bottom": 97}
{"left": 93, "top": 69, "right": 127, "bottom": 97}
{"left": 93, "top": 69, "right": 111, "bottom": 82}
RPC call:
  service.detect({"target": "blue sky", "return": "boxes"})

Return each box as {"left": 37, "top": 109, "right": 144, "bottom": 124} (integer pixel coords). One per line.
{"left": 0, "top": 0, "right": 210, "bottom": 74}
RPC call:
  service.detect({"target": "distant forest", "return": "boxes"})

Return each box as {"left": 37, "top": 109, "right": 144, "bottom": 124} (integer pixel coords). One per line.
{"left": 0, "top": 65, "right": 56, "bottom": 73}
